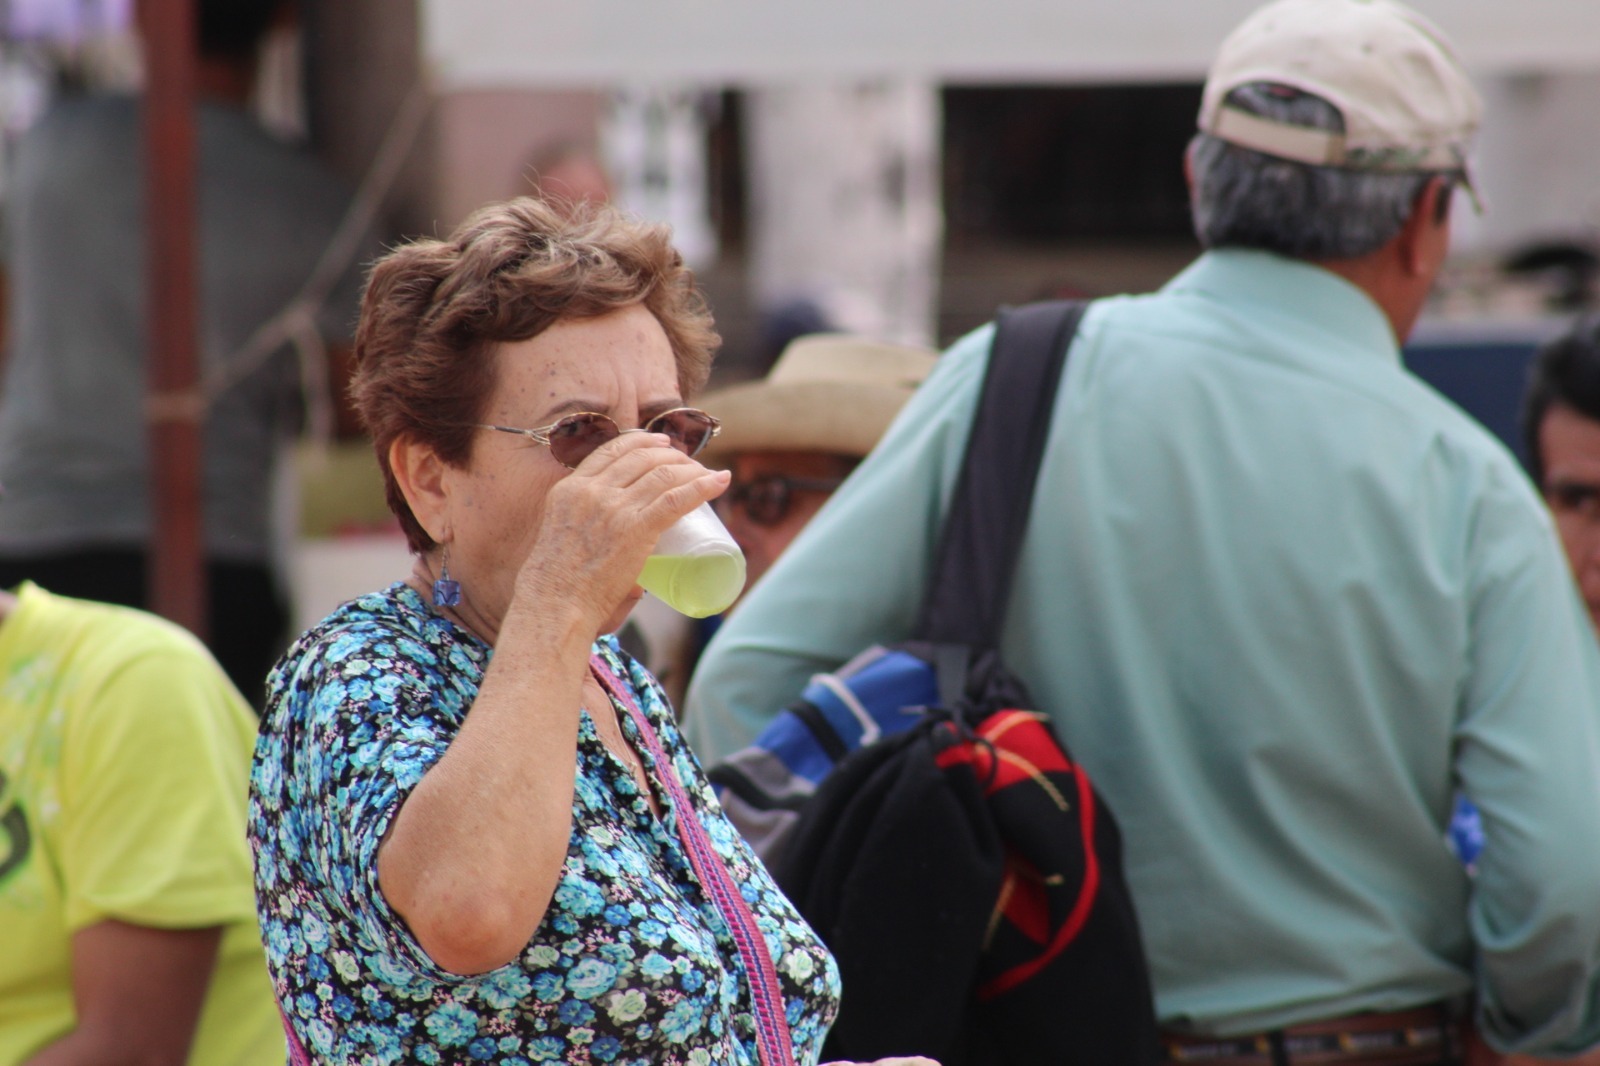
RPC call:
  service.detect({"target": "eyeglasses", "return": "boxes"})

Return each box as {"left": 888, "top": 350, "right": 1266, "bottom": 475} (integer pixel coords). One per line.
{"left": 719, "top": 474, "right": 846, "bottom": 527}
{"left": 476, "top": 407, "right": 720, "bottom": 469}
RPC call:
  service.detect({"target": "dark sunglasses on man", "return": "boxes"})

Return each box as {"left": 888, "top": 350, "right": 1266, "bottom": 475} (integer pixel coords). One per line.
{"left": 717, "top": 474, "right": 846, "bottom": 527}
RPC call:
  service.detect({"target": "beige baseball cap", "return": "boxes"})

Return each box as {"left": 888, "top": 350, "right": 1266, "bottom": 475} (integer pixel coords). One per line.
{"left": 697, "top": 334, "right": 938, "bottom": 465}
{"left": 1198, "top": 0, "right": 1483, "bottom": 204}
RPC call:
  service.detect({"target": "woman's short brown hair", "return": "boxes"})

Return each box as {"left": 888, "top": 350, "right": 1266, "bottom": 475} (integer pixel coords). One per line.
{"left": 350, "top": 196, "right": 721, "bottom": 554}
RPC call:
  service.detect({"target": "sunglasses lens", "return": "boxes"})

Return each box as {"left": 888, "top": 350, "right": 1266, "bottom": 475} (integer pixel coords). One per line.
{"left": 649, "top": 409, "right": 718, "bottom": 457}
{"left": 547, "top": 413, "right": 620, "bottom": 468}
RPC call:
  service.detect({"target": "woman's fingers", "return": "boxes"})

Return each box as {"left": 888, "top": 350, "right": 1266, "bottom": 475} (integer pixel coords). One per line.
{"left": 578, "top": 432, "right": 713, "bottom": 492}
{"left": 565, "top": 432, "right": 728, "bottom": 529}
{"left": 514, "top": 432, "right": 729, "bottom": 609}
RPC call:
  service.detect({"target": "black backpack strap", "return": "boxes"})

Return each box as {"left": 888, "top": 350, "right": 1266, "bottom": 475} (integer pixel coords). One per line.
{"left": 913, "top": 299, "right": 1088, "bottom": 651}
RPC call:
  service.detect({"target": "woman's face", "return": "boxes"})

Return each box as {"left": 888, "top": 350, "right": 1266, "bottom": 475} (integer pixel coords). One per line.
{"left": 442, "top": 304, "right": 683, "bottom": 637}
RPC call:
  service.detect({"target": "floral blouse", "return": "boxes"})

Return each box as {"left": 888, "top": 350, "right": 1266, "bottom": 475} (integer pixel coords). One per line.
{"left": 248, "top": 583, "right": 841, "bottom": 1065}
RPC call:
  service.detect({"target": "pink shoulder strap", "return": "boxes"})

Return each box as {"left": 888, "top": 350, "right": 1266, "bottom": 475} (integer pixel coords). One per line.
{"left": 591, "top": 653, "right": 798, "bottom": 1066}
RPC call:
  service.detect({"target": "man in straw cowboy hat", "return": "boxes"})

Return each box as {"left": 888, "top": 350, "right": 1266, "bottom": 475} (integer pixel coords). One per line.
{"left": 701, "top": 334, "right": 940, "bottom": 595}
{"left": 623, "top": 333, "right": 937, "bottom": 707}
{"left": 689, "top": 0, "right": 1600, "bottom": 1062}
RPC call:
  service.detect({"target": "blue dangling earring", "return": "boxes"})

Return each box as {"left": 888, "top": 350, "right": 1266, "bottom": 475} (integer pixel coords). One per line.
{"left": 433, "top": 545, "right": 461, "bottom": 608}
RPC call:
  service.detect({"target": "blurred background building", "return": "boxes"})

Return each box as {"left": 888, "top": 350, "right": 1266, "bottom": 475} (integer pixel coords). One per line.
{"left": 8, "top": 0, "right": 1597, "bottom": 373}
{"left": 2, "top": 0, "right": 1597, "bottom": 626}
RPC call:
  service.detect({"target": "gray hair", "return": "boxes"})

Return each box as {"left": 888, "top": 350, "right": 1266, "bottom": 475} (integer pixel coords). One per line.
{"left": 1189, "top": 83, "right": 1440, "bottom": 260}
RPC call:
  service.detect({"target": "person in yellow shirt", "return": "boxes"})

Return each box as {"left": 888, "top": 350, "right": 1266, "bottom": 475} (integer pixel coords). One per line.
{"left": 0, "top": 580, "right": 282, "bottom": 1066}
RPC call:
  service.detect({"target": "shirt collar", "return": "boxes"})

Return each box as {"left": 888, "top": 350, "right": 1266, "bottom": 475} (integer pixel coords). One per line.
{"left": 1163, "top": 248, "right": 1402, "bottom": 368}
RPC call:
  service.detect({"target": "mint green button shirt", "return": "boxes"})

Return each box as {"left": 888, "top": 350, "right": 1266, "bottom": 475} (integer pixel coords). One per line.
{"left": 687, "top": 249, "right": 1600, "bottom": 1054}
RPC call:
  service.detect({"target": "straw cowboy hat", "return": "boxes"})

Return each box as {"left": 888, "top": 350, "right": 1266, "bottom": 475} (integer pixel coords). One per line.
{"left": 698, "top": 334, "right": 940, "bottom": 465}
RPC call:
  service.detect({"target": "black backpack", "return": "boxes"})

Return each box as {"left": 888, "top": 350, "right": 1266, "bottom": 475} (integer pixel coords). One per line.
{"left": 760, "top": 301, "right": 1161, "bottom": 1065}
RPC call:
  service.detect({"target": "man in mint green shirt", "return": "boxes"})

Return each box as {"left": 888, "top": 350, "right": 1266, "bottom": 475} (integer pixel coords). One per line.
{"left": 688, "top": 0, "right": 1600, "bottom": 1058}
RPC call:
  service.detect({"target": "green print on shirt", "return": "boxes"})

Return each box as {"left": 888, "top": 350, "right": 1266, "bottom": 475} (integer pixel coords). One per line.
{"left": 0, "top": 769, "right": 30, "bottom": 887}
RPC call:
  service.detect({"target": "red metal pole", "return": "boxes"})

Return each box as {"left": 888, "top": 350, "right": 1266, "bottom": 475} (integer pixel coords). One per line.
{"left": 143, "top": 0, "right": 207, "bottom": 637}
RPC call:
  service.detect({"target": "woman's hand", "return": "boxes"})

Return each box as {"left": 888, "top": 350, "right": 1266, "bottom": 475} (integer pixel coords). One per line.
{"left": 514, "top": 430, "right": 728, "bottom": 628}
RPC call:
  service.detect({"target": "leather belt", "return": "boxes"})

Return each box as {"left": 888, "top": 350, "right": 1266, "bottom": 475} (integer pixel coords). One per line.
{"left": 1164, "top": 1004, "right": 1462, "bottom": 1065}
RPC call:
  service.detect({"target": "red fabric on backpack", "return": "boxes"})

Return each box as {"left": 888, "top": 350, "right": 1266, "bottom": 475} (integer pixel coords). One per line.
{"left": 934, "top": 709, "right": 1104, "bottom": 1000}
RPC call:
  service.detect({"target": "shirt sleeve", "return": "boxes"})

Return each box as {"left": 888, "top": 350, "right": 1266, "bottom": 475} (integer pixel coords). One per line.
{"left": 1455, "top": 460, "right": 1600, "bottom": 1055}
{"left": 682, "top": 325, "right": 994, "bottom": 762}
{"left": 57, "top": 642, "right": 258, "bottom": 933}
{"left": 273, "top": 623, "right": 471, "bottom": 982}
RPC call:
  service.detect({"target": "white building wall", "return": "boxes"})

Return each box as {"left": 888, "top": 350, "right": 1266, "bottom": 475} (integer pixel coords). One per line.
{"left": 601, "top": 86, "right": 721, "bottom": 272}
{"left": 420, "top": 0, "right": 1600, "bottom": 88}
{"left": 1455, "top": 72, "right": 1600, "bottom": 258}
{"left": 744, "top": 81, "right": 943, "bottom": 348}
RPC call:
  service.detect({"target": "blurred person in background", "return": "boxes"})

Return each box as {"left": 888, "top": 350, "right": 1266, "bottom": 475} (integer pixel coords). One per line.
{"left": 0, "top": 534, "right": 281, "bottom": 1064}
{"left": 626, "top": 333, "right": 938, "bottom": 708}
{"left": 518, "top": 138, "right": 616, "bottom": 217}
{"left": 0, "top": 0, "right": 383, "bottom": 704}
{"left": 688, "top": 0, "right": 1600, "bottom": 1062}
{"left": 1523, "top": 313, "right": 1600, "bottom": 633}
{"left": 248, "top": 196, "right": 933, "bottom": 1066}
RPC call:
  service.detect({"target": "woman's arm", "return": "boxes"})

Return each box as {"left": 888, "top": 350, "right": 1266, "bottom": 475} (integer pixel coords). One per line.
{"left": 376, "top": 433, "right": 728, "bottom": 975}
{"left": 376, "top": 582, "right": 600, "bottom": 975}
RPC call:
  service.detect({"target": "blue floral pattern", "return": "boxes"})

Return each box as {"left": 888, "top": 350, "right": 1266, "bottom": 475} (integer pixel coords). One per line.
{"left": 249, "top": 583, "right": 840, "bottom": 1065}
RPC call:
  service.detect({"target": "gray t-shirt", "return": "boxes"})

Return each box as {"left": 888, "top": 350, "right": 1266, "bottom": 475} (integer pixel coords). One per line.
{"left": 0, "top": 93, "right": 377, "bottom": 562}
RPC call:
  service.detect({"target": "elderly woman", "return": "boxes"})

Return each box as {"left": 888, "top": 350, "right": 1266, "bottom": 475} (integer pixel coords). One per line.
{"left": 247, "top": 198, "right": 932, "bottom": 1066}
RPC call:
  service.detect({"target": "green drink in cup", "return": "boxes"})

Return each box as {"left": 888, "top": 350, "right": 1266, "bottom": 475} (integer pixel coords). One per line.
{"left": 638, "top": 501, "right": 746, "bottom": 618}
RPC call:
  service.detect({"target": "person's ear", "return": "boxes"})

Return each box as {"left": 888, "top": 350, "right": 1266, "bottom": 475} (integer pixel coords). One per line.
{"left": 1397, "top": 177, "right": 1450, "bottom": 277}
{"left": 389, "top": 435, "right": 452, "bottom": 545}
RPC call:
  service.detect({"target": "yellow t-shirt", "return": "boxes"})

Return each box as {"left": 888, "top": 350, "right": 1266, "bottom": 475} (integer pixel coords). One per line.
{"left": 0, "top": 583, "right": 283, "bottom": 1066}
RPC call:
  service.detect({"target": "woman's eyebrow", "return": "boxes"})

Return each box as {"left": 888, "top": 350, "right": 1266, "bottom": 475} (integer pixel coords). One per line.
{"left": 639, "top": 398, "right": 688, "bottom": 421}
{"left": 518, "top": 397, "right": 603, "bottom": 424}
{"left": 510, "top": 396, "right": 686, "bottom": 427}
